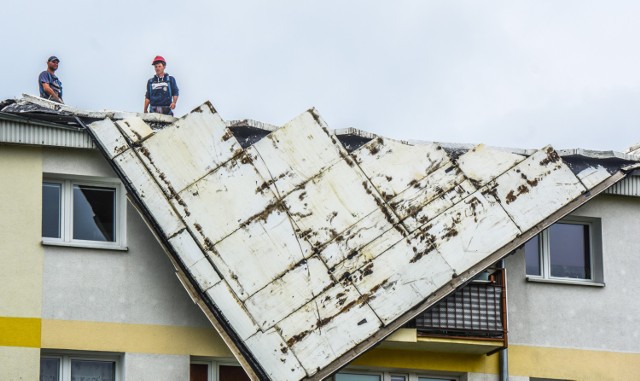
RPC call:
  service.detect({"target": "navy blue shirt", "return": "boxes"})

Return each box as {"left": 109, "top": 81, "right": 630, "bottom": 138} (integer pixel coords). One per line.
{"left": 145, "top": 74, "right": 179, "bottom": 107}
{"left": 38, "top": 71, "right": 63, "bottom": 100}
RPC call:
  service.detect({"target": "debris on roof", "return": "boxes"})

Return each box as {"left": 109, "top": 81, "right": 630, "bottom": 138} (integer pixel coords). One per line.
{"left": 4, "top": 95, "right": 639, "bottom": 380}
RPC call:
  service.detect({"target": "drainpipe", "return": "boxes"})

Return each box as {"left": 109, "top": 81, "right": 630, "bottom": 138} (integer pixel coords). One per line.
{"left": 498, "top": 259, "right": 509, "bottom": 381}
{"left": 499, "top": 348, "right": 508, "bottom": 381}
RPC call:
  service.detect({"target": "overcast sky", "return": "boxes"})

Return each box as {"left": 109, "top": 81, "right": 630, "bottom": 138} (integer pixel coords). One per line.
{"left": 3, "top": 1, "right": 640, "bottom": 151}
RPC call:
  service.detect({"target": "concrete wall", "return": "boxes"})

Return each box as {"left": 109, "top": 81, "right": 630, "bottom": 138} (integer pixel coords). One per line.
{"left": 42, "top": 148, "right": 213, "bottom": 328}
{"left": 37, "top": 147, "right": 232, "bottom": 379}
{"left": 505, "top": 194, "right": 640, "bottom": 379}
{"left": 0, "top": 145, "right": 43, "bottom": 380}
{"left": 123, "top": 353, "right": 189, "bottom": 381}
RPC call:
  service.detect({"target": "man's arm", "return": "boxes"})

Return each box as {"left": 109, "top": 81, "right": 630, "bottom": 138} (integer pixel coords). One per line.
{"left": 144, "top": 98, "right": 150, "bottom": 113}
{"left": 42, "top": 82, "right": 63, "bottom": 103}
{"left": 169, "top": 76, "right": 179, "bottom": 110}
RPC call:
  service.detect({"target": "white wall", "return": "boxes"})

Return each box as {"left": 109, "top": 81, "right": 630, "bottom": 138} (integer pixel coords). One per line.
{"left": 41, "top": 148, "right": 210, "bottom": 328}
{"left": 505, "top": 194, "right": 640, "bottom": 352}
{"left": 123, "top": 353, "right": 189, "bottom": 381}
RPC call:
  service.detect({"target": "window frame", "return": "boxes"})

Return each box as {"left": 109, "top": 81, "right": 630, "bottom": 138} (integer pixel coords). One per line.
{"left": 332, "top": 369, "right": 458, "bottom": 381}
{"left": 40, "top": 352, "right": 120, "bottom": 381}
{"left": 42, "top": 176, "right": 127, "bottom": 251}
{"left": 525, "top": 216, "right": 604, "bottom": 286}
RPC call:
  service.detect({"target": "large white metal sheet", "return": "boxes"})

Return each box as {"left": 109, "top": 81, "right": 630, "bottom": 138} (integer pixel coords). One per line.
{"left": 115, "top": 117, "right": 154, "bottom": 144}
{"left": 283, "top": 159, "right": 382, "bottom": 249}
{"left": 244, "top": 256, "right": 332, "bottom": 331}
{"left": 457, "top": 144, "right": 527, "bottom": 186}
{"left": 136, "top": 102, "right": 243, "bottom": 196}
{"left": 353, "top": 138, "right": 450, "bottom": 201}
{"left": 251, "top": 110, "right": 344, "bottom": 198}
{"left": 84, "top": 102, "right": 633, "bottom": 381}
{"left": 421, "top": 191, "right": 520, "bottom": 275}
{"left": 206, "top": 281, "right": 259, "bottom": 341}
{"left": 245, "top": 328, "right": 307, "bottom": 381}
{"left": 172, "top": 151, "right": 277, "bottom": 248}
{"left": 213, "top": 206, "right": 313, "bottom": 300}
{"left": 318, "top": 208, "right": 401, "bottom": 270}
{"left": 492, "top": 146, "right": 586, "bottom": 232}
{"left": 87, "top": 118, "right": 129, "bottom": 159}
{"left": 114, "top": 150, "right": 185, "bottom": 238}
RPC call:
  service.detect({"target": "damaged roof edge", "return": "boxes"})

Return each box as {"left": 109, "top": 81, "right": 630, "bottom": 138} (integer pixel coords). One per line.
{"left": 77, "top": 116, "right": 269, "bottom": 381}
{"left": 7, "top": 96, "right": 640, "bottom": 381}
{"left": 308, "top": 167, "right": 631, "bottom": 381}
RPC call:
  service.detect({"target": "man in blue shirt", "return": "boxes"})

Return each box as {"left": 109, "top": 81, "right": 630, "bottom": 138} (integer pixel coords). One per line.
{"left": 38, "top": 56, "right": 63, "bottom": 103}
{"left": 144, "top": 55, "right": 179, "bottom": 116}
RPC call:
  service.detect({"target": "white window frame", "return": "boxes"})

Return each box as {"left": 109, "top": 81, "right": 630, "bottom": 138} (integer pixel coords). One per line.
{"left": 190, "top": 358, "right": 247, "bottom": 381}
{"left": 334, "top": 369, "right": 459, "bottom": 381}
{"left": 187, "top": 360, "right": 459, "bottom": 381}
{"left": 525, "top": 216, "right": 604, "bottom": 286}
{"left": 42, "top": 176, "right": 127, "bottom": 251}
{"left": 40, "top": 352, "right": 120, "bottom": 381}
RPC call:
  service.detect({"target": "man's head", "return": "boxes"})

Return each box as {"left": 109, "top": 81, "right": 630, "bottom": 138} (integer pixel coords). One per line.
{"left": 152, "top": 55, "right": 166, "bottom": 76}
{"left": 47, "top": 56, "right": 60, "bottom": 72}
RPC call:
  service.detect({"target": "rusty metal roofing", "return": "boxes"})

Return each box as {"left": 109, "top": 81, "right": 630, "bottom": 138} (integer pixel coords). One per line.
{"left": 82, "top": 101, "right": 639, "bottom": 380}
{"left": 14, "top": 96, "right": 636, "bottom": 380}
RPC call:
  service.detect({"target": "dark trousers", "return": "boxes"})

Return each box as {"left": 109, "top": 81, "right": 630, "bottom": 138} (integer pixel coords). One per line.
{"left": 150, "top": 105, "right": 173, "bottom": 116}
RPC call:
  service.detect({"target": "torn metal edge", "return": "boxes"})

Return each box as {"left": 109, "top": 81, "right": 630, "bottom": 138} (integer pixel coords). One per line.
{"left": 306, "top": 168, "right": 629, "bottom": 381}
{"left": 78, "top": 116, "right": 268, "bottom": 381}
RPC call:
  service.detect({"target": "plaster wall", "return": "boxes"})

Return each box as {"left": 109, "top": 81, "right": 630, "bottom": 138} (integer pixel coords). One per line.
{"left": 0, "top": 145, "right": 43, "bottom": 377}
{"left": 0, "top": 145, "right": 43, "bottom": 318}
{"left": 40, "top": 148, "right": 211, "bottom": 328}
{"left": 505, "top": 194, "right": 640, "bottom": 353}
{"left": 0, "top": 347, "right": 40, "bottom": 381}
{"left": 122, "top": 353, "right": 189, "bottom": 381}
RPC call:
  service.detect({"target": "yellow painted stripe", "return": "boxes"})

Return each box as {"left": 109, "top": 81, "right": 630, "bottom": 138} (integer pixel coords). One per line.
{"left": 352, "top": 347, "right": 500, "bottom": 374}
{"left": 41, "top": 319, "right": 233, "bottom": 357}
{"left": 509, "top": 345, "right": 640, "bottom": 381}
{"left": 0, "top": 317, "right": 41, "bottom": 348}
{"left": 353, "top": 345, "right": 640, "bottom": 380}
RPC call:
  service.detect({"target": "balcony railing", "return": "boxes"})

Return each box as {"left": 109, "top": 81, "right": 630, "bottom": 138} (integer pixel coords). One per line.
{"left": 406, "top": 268, "right": 507, "bottom": 345}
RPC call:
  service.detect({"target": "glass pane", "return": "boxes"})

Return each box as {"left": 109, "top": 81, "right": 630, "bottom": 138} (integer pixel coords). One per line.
{"left": 73, "top": 185, "right": 116, "bottom": 242}
{"left": 42, "top": 183, "right": 62, "bottom": 238}
{"left": 549, "top": 223, "right": 591, "bottom": 279}
{"left": 524, "top": 235, "right": 541, "bottom": 276}
{"left": 418, "top": 378, "right": 454, "bottom": 381}
{"left": 40, "top": 357, "right": 60, "bottom": 381}
{"left": 219, "top": 365, "right": 251, "bottom": 381}
{"left": 391, "top": 376, "right": 407, "bottom": 381}
{"left": 335, "top": 373, "right": 381, "bottom": 381}
{"left": 71, "top": 359, "right": 115, "bottom": 381}
{"left": 190, "top": 363, "right": 208, "bottom": 381}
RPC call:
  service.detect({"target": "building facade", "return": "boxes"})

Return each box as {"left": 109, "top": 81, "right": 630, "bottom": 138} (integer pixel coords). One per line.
{"left": 1, "top": 109, "right": 639, "bottom": 380}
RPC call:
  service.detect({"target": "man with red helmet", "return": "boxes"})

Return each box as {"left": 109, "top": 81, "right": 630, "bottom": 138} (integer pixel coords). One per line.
{"left": 144, "top": 55, "right": 180, "bottom": 115}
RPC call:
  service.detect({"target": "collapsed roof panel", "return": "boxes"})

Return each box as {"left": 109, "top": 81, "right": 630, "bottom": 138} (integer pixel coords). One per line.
{"left": 80, "top": 100, "right": 639, "bottom": 381}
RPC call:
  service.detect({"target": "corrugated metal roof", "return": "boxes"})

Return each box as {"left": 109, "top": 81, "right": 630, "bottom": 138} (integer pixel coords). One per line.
{"left": 0, "top": 112, "right": 95, "bottom": 149}
{"left": 604, "top": 174, "right": 640, "bottom": 197}
{"left": 83, "top": 101, "right": 639, "bottom": 381}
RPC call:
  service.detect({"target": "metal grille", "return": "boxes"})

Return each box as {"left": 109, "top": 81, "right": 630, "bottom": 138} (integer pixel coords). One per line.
{"left": 412, "top": 270, "right": 506, "bottom": 339}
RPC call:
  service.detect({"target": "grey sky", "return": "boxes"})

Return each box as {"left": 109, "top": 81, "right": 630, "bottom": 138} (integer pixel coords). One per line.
{"left": 3, "top": 1, "right": 640, "bottom": 151}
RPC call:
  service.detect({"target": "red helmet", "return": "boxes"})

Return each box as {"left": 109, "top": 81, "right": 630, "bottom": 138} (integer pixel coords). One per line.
{"left": 152, "top": 55, "right": 166, "bottom": 65}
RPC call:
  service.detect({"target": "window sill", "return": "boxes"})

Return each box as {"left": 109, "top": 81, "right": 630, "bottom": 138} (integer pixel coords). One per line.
{"left": 526, "top": 276, "right": 604, "bottom": 287}
{"left": 42, "top": 240, "right": 128, "bottom": 252}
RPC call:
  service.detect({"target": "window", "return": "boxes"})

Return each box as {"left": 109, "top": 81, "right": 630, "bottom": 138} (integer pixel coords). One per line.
{"left": 524, "top": 216, "right": 603, "bottom": 285}
{"left": 190, "top": 360, "right": 251, "bottom": 381}
{"left": 40, "top": 354, "right": 118, "bottom": 381}
{"left": 42, "top": 178, "right": 126, "bottom": 250}
{"left": 330, "top": 371, "right": 455, "bottom": 381}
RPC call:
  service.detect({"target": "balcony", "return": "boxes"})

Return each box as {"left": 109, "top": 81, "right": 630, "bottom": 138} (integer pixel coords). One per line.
{"left": 385, "top": 268, "right": 507, "bottom": 355}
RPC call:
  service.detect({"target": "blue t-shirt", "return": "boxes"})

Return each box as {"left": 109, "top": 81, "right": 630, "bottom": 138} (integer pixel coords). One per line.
{"left": 38, "top": 71, "right": 63, "bottom": 100}
{"left": 145, "top": 74, "right": 179, "bottom": 106}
